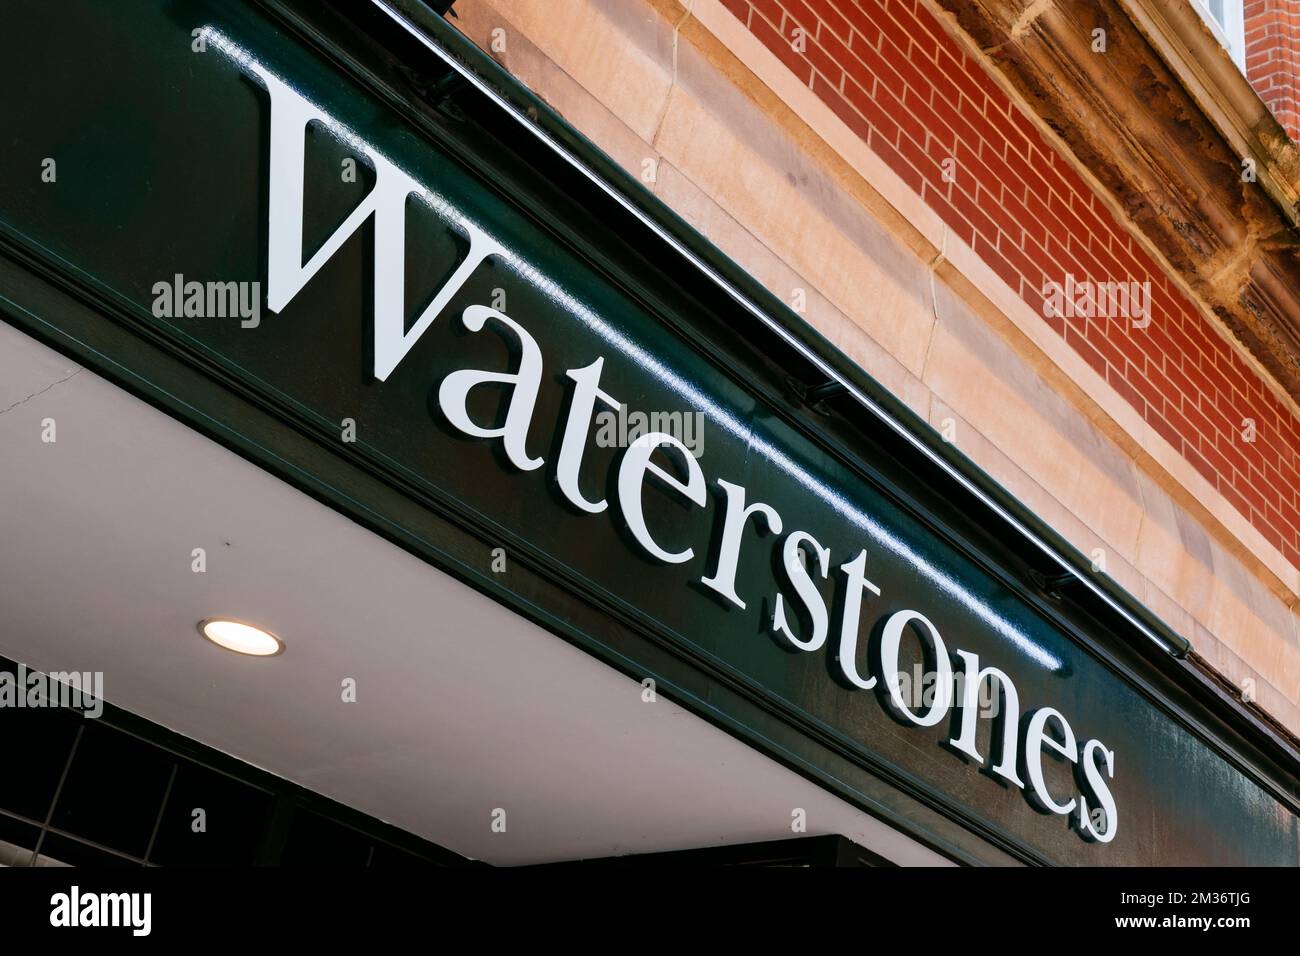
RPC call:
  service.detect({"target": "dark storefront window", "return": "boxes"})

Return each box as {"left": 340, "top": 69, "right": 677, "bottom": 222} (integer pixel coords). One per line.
{"left": 0, "top": 658, "right": 469, "bottom": 867}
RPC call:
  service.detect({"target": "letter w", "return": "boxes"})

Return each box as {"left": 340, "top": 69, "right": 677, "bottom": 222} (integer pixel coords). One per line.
{"left": 248, "top": 62, "right": 504, "bottom": 381}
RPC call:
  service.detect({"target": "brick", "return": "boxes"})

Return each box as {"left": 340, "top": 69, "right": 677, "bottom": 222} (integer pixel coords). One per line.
{"left": 952, "top": 140, "right": 1004, "bottom": 206}
{"left": 868, "top": 127, "right": 924, "bottom": 193}
{"left": 902, "top": 84, "right": 955, "bottom": 151}
{"left": 1065, "top": 323, "right": 1108, "bottom": 379}
{"left": 930, "top": 89, "right": 987, "bottom": 160}
{"left": 750, "top": 12, "right": 813, "bottom": 85}
{"left": 782, "top": 0, "right": 825, "bottom": 38}
{"left": 719, "top": 0, "right": 751, "bottom": 25}
{"left": 1088, "top": 316, "right": 1128, "bottom": 373}
{"left": 750, "top": 0, "right": 784, "bottom": 28}
{"left": 881, "top": 35, "right": 937, "bottom": 101}
{"left": 1000, "top": 231, "right": 1046, "bottom": 292}
{"left": 816, "top": 74, "right": 872, "bottom": 141}
{"left": 984, "top": 101, "right": 1031, "bottom": 159}
{"left": 951, "top": 179, "right": 1001, "bottom": 247}
{"left": 896, "top": 127, "right": 941, "bottom": 184}
{"left": 877, "top": 83, "right": 925, "bottom": 146}
{"left": 1200, "top": 438, "right": 1237, "bottom": 488}
{"left": 858, "top": 0, "right": 914, "bottom": 58}
{"left": 1284, "top": 540, "right": 1300, "bottom": 570}
{"left": 730, "top": 0, "right": 1300, "bottom": 562}
{"left": 805, "top": 33, "right": 848, "bottom": 88}
{"left": 982, "top": 183, "right": 1024, "bottom": 245}
{"left": 844, "top": 27, "right": 903, "bottom": 96}
{"left": 1245, "top": 1, "right": 1300, "bottom": 142}
{"left": 846, "top": 9, "right": 882, "bottom": 51}
{"left": 1002, "top": 188, "right": 1046, "bottom": 247}
{"left": 975, "top": 233, "right": 1019, "bottom": 290}
{"left": 1185, "top": 445, "right": 1219, "bottom": 488}
{"left": 1108, "top": 362, "right": 1149, "bottom": 417}
{"left": 1149, "top": 409, "right": 1186, "bottom": 454}
{"left": 841, "top": 73, "right": 896, "bottom": 141}
{"left": 923, "top": 180, "right": 975, "bottom": 247}
{"left": 937, "top": 48, "right": 990, "bottom": 115}
{"left": 1002, "top": 144, "right": 1053, "bottom": 205}
{"left": 810, "top": 0, "right": 854, "bottom": 41}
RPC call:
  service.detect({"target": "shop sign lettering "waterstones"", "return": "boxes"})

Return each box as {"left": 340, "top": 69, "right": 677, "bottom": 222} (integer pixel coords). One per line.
{"left": 222, "top": 37, "right": 1119, "bottom": 843}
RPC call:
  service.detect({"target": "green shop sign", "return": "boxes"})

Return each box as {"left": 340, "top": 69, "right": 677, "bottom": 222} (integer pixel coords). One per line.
{"left": 1, "top": 0, "right": 1296, "bottom": 865}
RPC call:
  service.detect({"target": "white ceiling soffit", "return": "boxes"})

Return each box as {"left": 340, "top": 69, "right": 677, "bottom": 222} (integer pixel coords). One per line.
{"left": 0, "top": 320, "right": 948, "bottom": 866}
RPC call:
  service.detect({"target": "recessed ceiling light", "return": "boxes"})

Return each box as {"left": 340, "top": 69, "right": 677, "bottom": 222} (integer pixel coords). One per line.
{"left": 197, "top": 619, "right": 284, "bottom": 657}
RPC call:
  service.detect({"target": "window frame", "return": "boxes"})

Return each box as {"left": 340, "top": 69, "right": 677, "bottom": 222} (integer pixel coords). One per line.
{"left": 1190, "top": 0, "right": 1247, "bottom": 72}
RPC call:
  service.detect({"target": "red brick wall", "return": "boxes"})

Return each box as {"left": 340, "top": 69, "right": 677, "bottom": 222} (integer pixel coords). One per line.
{"left": 719, "top": 0, "right": 1300, "bottom": 571}
{"left": 1245, "top": 0, "right": 1300, "bottom": 143}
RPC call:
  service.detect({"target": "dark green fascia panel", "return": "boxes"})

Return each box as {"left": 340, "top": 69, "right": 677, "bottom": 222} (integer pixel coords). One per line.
{"left": 0, "top": 251, "right": 1014, "bottom": 866}
{"left": 349, "top": 0, "right": 1300, "bottom": 811}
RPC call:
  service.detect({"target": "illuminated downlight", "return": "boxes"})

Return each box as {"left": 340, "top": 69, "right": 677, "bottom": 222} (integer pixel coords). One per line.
{"left": 198, "top": 619, "right": 285, "bottom": 657}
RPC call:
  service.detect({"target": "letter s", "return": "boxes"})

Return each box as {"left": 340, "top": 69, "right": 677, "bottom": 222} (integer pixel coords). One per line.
{"left": 772, "top": 531, "right": 830, "bottom": 651}
{"left": 1077, "top": 738, "right": 1118, "bottom": 844}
